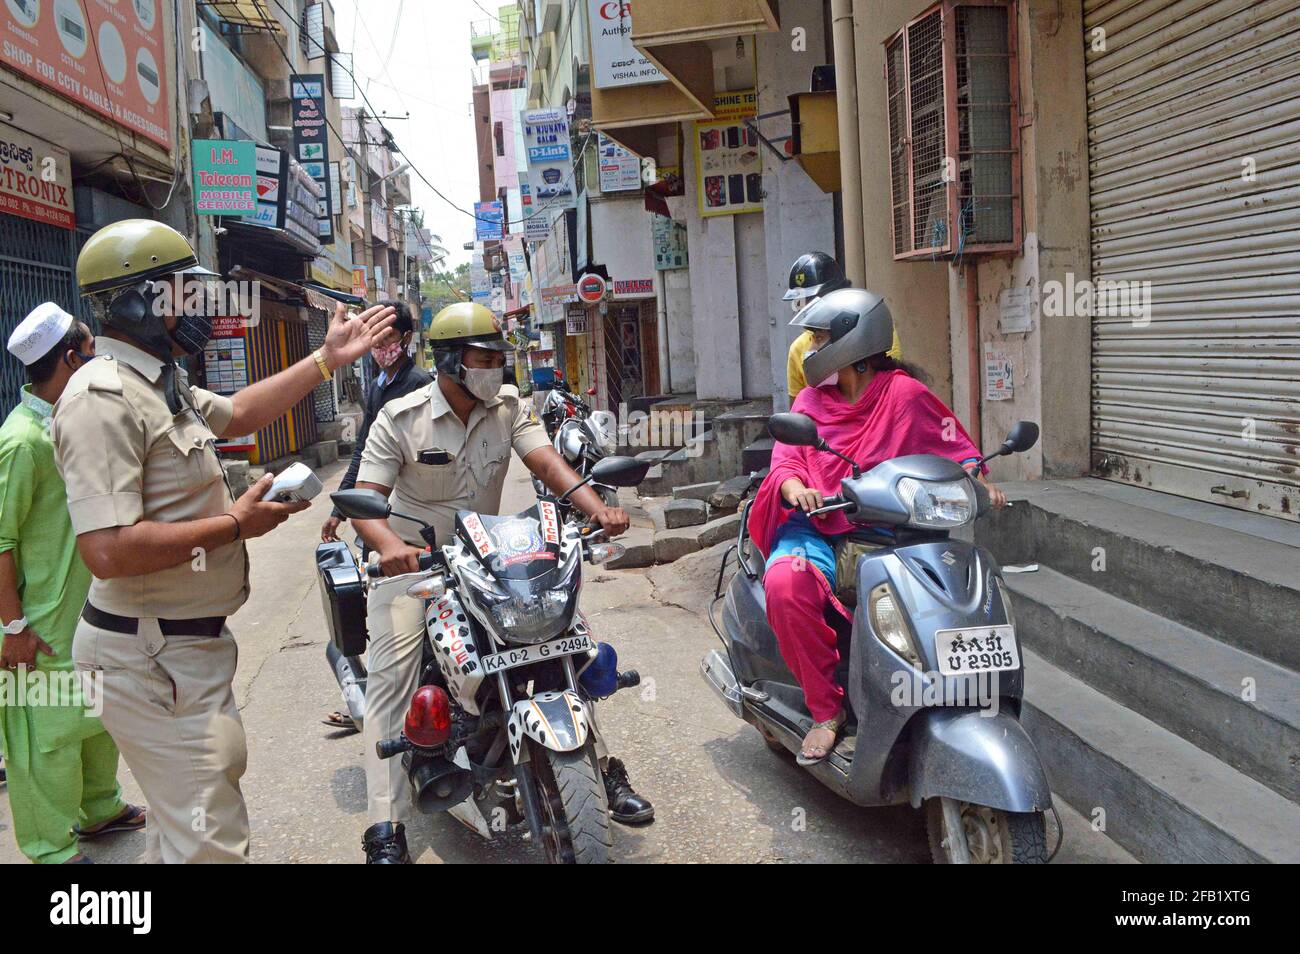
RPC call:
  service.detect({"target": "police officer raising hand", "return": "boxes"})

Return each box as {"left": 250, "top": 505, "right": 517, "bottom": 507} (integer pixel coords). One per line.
{"left": 49, "top": 219, "right": 395, "bottom": 864}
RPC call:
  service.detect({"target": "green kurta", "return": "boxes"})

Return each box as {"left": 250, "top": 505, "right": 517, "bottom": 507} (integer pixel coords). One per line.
{"left": 0, "top": 388, "right": 97, "bottom": 743}
{"left": 0, "top": 386, "right": 122, "bottom": 863}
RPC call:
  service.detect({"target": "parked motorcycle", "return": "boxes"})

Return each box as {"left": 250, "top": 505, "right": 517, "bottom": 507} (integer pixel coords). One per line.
{"left": 703, "top": 413, "right": 1057, "bottom": 863}
{"left": 328, "top": 454, "right": 650, "bottom": 864}
{"left": 533, "top": 383, "right": 620, "bottom": 507}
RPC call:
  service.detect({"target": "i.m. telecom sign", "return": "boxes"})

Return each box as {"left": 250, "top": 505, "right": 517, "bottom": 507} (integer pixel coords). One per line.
{"left": 194, "top": 140, "right": 256, "bottom": 215}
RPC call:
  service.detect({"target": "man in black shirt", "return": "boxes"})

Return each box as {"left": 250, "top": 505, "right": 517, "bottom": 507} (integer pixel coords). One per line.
{"left": 321, "top": 300, "right": 432, "bottom": 543}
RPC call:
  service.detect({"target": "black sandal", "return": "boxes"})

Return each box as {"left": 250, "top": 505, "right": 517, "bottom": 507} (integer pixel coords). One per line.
{"left": 74, "top": 804, "right": 146, "bottom": 840}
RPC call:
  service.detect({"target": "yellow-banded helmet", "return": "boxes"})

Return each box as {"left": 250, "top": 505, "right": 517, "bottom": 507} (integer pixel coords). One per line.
{"left": 76, "top": 219, "right": 201, "bottom": 295}
{"left": 428, "top": 301, "right": 510, "bottom": 376}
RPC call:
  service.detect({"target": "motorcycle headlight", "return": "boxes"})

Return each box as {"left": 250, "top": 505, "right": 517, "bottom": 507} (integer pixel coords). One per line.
{"left": 868, "top": 583, "right": 921, "bottom": 668}
{"left": 460, "top": 552, "right": 580, "bottom": 645}
{"left": 895, "top": 477, "right": 974, "bottom": 529}
{"left": 487, "top": 589, "right": 572, "bottom": 643}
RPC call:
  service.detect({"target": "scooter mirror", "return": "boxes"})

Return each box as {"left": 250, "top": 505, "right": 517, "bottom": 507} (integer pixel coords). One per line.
{"left": 768, "top": 412, "right": 820, "bottom": 447}
{"left": 330, "top": 489, "right": 392, "bottom": 521}
{"left": 590, "top": 455, "right": 651, "bottom": 488}
{"left": 1002, "top": 421, "right": 1040, "bottom": 455}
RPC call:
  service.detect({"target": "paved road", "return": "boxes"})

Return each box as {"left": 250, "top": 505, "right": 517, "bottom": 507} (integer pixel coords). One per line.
{"left": 0, "top": 455, "right": 1133, "bottom": 864}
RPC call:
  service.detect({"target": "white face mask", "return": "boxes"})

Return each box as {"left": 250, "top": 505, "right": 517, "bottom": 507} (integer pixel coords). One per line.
{"left": 461, "top": 366, "right": 501, "bottom": 402}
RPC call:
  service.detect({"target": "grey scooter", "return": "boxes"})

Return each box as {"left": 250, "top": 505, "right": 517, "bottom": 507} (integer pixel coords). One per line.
{"left": 703, "top": 413, "right": 1056, "bottom": 863}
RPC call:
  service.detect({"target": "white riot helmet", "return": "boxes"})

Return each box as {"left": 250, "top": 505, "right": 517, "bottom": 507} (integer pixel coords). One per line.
{"left": 798, "top": 288, "right": 895, "bottom": 387}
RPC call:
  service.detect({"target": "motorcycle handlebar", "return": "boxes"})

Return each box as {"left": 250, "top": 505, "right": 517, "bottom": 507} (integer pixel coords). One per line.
{"left": 376, "top": 737, "right": 411, "bottom": 760}
{"left": 365, "top": 550, "right": 436, "bottom": 578}
{"left": 807, "top": 495, "right": 851, "bottom": 518}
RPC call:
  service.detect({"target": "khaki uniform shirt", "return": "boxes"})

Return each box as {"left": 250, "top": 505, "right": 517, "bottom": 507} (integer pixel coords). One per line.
{"left": 50, "top": 337, "right": 249, "bottom": 618}
{"left": 357, "top": 379, "right": 550, "bottom": 546}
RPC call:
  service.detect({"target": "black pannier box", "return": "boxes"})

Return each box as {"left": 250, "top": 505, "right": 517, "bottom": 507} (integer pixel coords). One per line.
{"left": 316, "top": 542, "right": 367, "bottom": 656}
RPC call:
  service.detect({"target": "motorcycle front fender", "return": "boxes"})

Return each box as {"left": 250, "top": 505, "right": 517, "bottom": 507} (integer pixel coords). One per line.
{"left": 507, "top": 689, "right": 591, "bottom": 763}
{"left": 907, "top": 708, "right": 1052, "bottom": 813}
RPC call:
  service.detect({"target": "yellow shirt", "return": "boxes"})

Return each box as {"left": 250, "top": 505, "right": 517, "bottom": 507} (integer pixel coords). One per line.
{"left": 787, "top": 327, "right": 904, "bottom": 399}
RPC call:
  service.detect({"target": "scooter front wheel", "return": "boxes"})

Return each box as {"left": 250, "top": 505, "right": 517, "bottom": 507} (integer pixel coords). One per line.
{"left": 925, "top": 797, "right": 1047, "bottom": 864}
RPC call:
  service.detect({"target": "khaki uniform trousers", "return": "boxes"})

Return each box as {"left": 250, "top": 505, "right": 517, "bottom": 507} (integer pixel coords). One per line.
{"left": 365, "top": 584, "right": 608, "bottom": 826}
{"left": 72, "top": 618, "right": 249, "bottom": 863}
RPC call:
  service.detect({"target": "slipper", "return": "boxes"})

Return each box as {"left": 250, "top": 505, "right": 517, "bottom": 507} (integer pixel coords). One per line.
{"left": 796, "top": 711, "right": 845, "bottom": 766}
{"left": 322, "top": 710, "right": 358, "bottom": 732}
{"left": 74, "top": 804, "right": 146, "bottom": 840}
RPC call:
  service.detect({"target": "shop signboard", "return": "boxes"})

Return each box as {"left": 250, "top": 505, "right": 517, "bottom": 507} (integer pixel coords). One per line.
{"left": 694, "top": 89, "right": 762, "bottom": 218}
{"left": 290, "top": 74, "right": 333, "bottom": 241}
{"left": 1, "top": 0, "right": 171, "bottom": 148}
{"left": 522, "top": 108, "right": 575, "bottom": 211}
{"left": 194, "top": 139, "right": 256, "bottom": 215}
{"left": 0, "top": 122, "right": 74, "bottom": 229}
{"left": 588, "top": 0, "right": 663, "bottom": 89}
{"left": 205, "top": 316, "right": 254, "bottom": 451}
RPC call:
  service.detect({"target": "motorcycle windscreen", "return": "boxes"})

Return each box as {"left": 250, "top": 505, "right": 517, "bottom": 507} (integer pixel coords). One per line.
{"left": 455, "top": 502, "right": 565, "bottom": 582}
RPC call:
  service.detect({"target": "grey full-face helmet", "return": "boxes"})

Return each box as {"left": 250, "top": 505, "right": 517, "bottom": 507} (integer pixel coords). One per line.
{"left": 798, "top": 288, "right": 895, "bottom": 387}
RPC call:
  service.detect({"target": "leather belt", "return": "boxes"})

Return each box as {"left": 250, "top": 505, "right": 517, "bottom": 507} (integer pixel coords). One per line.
{"left": 82, "top": 603, "right": 226, "bottom": 638}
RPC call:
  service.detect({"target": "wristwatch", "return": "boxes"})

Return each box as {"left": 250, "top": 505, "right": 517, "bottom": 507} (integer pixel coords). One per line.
{"left": 2, "top": 616, "right": 28, "bottom": 635}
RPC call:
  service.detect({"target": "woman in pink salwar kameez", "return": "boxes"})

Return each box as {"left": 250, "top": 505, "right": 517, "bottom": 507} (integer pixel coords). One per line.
{"left": 749, "top": 289, "right": 1007, "bottom": 764}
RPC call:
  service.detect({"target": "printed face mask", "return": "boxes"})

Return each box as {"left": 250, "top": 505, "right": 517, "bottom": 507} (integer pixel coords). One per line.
{"left": 461, "top": 366, "right": 501, "bottom": 402}
{"left": 169, "top": 312, "right": 213, "bottom": 355}
{"left": 372, "top": 338, "right": 405, "bottom": 368}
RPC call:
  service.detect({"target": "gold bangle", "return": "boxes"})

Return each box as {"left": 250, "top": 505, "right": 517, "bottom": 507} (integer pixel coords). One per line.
{"left": 312, "top": 348, "right": 333, "bottom": 381}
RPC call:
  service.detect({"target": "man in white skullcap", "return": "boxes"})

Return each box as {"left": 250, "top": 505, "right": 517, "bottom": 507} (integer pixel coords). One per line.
{"left": 0, "top": 303, "right": 144, "bottom": 863}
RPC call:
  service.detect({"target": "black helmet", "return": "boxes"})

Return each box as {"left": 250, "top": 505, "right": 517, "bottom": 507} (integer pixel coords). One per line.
{"left": 783, "top": 251, "right": 849, "bottom": 301}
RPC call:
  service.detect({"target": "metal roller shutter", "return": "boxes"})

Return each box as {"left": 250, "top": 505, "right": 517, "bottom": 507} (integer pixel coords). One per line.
{"left": 1085, "top": 0, "right": 1300, "bottom": 520}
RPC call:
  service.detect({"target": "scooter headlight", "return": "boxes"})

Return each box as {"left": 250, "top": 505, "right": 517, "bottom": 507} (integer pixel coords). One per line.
{"left": 895, "top": 477, "right": 975, "bottom": 529}
{"left": 868, "top": 583, "right": 922, "bottom": 668}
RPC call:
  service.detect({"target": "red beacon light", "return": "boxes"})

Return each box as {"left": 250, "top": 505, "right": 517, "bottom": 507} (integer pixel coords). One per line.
{"left": 404, "top": 685, "right": 452, "bottom": 748}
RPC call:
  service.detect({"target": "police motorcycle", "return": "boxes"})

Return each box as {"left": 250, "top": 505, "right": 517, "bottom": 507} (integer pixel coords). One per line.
{"left": 703, "top": 413, "right": 1058, "bottom": 863}
{"left": 327, "top": 455, "right": 650, "bottom": 864}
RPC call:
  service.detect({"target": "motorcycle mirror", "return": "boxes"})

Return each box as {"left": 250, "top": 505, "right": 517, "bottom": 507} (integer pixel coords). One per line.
{"left": 329, "top": 489, "right": 392, "bottom": 521}
{"left": 586, "top": 387, "right": 596, "bottom": 396}
{"left": 589, "top": 455, "right": 651, "bottom": 488}
{"left": 1002, "top": 421, "right": 1040, "bottom": 455}
{"left": 768, "top": 412, "right": 820, "bottom": 447}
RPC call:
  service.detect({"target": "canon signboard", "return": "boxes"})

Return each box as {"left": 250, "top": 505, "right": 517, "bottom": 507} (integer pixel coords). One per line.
{"left": 588, "top": 1, "right": 664, "bottom": 89}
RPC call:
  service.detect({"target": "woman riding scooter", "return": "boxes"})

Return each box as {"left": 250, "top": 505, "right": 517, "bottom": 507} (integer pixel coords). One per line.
{"left": 749, "top": 288, "right": 1007, "bottom": 764}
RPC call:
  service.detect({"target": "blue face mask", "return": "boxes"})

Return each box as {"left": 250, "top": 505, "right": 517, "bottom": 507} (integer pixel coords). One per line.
{"left": 64, "top": 351, "right": 95, "bottom": 370}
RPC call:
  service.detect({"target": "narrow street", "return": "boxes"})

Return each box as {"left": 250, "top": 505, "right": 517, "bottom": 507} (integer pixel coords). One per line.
{"left": 0, "top": 456, "right": 1131, "bottom": 864}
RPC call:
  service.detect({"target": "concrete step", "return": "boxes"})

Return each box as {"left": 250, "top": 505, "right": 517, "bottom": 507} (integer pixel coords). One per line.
{"left": 741, "top": 437, "right": 774, "bottom": 474}
{"left": 1008, "top": 567, "right": 1300, "bottom": 802}
{"left": 1022, "top": 648, "right": 1300, "bottom": 864}
{"left": 979, "top": 479, "right": 1300, "bottom": 670}
{"left": 636, "top": 432, "right": 723, "bottom": 496}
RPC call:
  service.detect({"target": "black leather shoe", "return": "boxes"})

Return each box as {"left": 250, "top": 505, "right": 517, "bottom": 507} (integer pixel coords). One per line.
{"left": 363, "top": 821, "right": 411, "bottom": 864}
{"left": 603, "top": 757, "right": 654, "bottom": 825}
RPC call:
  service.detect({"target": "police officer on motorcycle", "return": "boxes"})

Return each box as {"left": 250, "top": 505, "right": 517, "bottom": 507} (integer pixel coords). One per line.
{"left": 351, "top": 303, "right": 654, "bottom": 862}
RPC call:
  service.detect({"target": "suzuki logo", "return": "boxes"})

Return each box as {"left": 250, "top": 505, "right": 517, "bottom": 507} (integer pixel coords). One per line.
{"left": 941, "top": 550, "right": 957, "bottom": 566}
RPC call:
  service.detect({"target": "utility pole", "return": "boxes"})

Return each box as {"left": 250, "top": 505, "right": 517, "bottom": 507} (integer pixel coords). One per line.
{"left": 359, "top": 106, "right": 378, "bottom": 300}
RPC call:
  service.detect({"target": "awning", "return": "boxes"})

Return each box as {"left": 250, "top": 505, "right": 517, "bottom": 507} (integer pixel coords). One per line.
{"left": 629, "top": 1, "right": 778, "bottom": 120}
{"left": 201, "top": 1, "right": 285, "bottom": 33}
{"left": 220, "top": 220, "right": 321, "bottom": 259}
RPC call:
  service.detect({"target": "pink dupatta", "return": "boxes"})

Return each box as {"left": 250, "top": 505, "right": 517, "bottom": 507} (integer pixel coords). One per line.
{"left": 748, "top": 370, "right": 982, "bottom": 557}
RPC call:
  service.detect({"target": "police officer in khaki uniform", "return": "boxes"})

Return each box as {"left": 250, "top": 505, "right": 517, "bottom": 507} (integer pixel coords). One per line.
{"left": 352, "top": 302, "right": 654, "bottom": 863}
{"left": 51, "top": 219, "right": 395, "bottom": 863}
